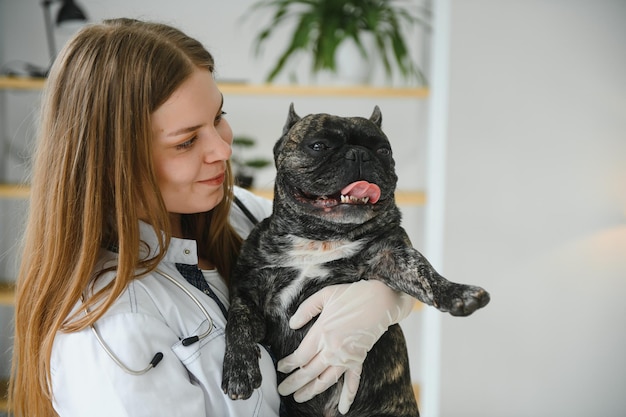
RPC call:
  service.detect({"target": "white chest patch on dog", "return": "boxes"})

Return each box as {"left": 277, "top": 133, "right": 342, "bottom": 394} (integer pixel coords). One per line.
{"left": 277, "top": 235, "right": 367, "bottom": 308}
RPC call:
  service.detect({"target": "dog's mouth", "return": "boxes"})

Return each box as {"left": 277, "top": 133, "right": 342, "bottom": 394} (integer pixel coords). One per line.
{"left": 295, "top": 181, "right": 381, "bottom": 209}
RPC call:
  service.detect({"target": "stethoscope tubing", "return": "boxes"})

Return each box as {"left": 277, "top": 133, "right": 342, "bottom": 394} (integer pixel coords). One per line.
{"left": 87, "top": 267, "right": 215, "bottom": 375}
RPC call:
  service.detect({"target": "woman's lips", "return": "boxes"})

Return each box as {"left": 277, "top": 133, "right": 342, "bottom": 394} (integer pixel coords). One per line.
{"left": 199, "top": 172, "right": 225, "bottom": 186}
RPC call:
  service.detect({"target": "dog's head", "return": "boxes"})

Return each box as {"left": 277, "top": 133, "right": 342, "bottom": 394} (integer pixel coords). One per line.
{"left": 272, "top": 104, "right": 398, "bottom": 227}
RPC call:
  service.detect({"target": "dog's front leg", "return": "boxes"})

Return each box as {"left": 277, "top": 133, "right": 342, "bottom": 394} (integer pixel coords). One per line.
{"left": 222, "top": 291, "right": 266, "bottom": 400}
{"left": 366, "top": 232, "right": 490, "bottom": 317}
{"left": 402, "top": 249, "right": 490, "bottom": 316}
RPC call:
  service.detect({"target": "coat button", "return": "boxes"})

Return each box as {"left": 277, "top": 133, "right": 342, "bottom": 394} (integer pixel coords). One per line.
{"left": 184, "top": 249, "right": 191, "bottom": 255}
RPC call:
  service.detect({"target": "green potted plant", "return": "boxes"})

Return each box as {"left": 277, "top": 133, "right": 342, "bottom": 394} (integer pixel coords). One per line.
{"left": 248, "top": 0, "right": 429, "bottom": 85}
{"left": 231, "top": 136, "right": 272, "bottom": 189}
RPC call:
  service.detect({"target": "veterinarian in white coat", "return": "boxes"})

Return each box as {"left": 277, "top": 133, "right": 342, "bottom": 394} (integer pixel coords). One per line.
{"left": 51, "top": 189, "right": 282, "bottom": 416}
{"left": 11, "top": 19, "right": 414, "bottom": 417}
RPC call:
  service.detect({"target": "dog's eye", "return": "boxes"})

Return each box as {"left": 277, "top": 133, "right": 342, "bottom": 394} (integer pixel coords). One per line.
{"left": 377, "top": 147, "right": 391, "bottom": 156}
{"left": 310, "top": 142, "right": 330, "bottom": 152}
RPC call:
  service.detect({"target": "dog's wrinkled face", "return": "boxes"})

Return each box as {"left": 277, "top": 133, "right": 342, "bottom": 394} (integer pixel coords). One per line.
{"left": 273, "top": 104, "right": 398, "bottom": 224}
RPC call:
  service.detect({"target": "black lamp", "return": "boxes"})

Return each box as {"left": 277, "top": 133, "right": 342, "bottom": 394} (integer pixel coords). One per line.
{"left": 41, "top": 0, "right": 88, "bottom": 65}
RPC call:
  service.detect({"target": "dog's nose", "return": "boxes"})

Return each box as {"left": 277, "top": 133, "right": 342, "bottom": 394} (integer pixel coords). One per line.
{"left": 345, "top": 147, "right": 371, "bottom": 162}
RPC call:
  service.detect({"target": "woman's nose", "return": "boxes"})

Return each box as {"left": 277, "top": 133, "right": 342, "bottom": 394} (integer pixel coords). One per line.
{"left": 204, "top": 132, "right": 232, "bottom": 163}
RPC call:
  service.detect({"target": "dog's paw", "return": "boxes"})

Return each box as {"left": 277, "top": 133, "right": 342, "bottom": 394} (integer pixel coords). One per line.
{"left": 222, "top": 344, "right": 262, "bottom": 400}
{"left": 439, "top": 284, "right": 490, "bottom": 317}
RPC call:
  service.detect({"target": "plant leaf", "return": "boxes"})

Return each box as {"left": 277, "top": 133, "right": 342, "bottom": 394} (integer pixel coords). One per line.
{"left": 247, "top": 0, "right": 429, "bottom": 84}
{"left": 232, "top": 136, "right": 257, "bottom": 147}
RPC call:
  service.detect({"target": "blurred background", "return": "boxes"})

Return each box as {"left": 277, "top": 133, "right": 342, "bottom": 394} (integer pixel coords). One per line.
{"left": 0, "top": 1, "right": 624, "bottom": 416}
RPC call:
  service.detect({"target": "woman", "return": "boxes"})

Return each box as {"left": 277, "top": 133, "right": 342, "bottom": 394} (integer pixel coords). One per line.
{"left": 10, "top": 18, "right": 414, "bottom": 416}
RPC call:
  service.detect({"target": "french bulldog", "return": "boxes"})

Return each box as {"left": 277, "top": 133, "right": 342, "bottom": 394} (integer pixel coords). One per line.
{"left": 222, "top": 104, "right": 490, "bottom": 417}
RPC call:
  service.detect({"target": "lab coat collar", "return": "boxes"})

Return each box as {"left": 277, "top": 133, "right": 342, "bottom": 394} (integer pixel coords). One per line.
{"left": 138, "top": 221, "right": 199, "bottom": 266}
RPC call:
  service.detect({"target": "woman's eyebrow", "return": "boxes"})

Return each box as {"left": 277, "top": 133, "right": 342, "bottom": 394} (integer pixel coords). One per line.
{"left": 167, "top": 124, "right": 205, "bottom": 137}
{"left": 166, "top": 94, "right": 223, "bottom": 137}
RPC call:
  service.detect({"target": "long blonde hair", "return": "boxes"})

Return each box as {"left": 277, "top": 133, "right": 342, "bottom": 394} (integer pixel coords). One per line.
{"left": 9, "top": 18, "right": 242, "bottom": 416}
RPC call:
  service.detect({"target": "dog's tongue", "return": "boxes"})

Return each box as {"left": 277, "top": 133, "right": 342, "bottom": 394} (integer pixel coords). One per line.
{"left": 341, "top": 181, "right": 381, "bottom": 204}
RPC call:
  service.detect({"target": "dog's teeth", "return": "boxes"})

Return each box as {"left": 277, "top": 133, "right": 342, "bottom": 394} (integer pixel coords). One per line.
{"left": 339, "top": 195, "right": 370, "bottom": 204}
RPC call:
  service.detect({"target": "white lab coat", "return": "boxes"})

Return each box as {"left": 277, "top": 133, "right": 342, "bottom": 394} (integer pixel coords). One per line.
{"left": 51, "top": 187, "right": 279, "bottom": 417}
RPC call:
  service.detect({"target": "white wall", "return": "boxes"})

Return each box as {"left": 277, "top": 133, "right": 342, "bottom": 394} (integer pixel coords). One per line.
{"left": 1, "top": 1, "right": 625, "bottom": 416}
{"left": 440, "top": 1, "right": 626, "bottom": 416}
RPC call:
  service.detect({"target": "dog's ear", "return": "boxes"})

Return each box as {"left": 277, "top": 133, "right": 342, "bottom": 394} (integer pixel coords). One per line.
{"left": 369, "top": 105, "right": 382, "bottom": 128}
{"left": 274, "top": 103, "right": 301, "bottom": 159}
{"left": 282, "top": 103, "right": 301, "bottom": 135}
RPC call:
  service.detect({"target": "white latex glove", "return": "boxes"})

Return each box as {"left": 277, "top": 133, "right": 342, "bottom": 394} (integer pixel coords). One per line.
{"left": 276, "top": 279, "right": 415, "bottom": 414}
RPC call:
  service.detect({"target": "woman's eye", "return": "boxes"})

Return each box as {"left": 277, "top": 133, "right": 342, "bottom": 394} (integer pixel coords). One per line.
{"left": 175, "top": 136, "right": 197, "bottom": 150}
{"left": 215, "top": 110, "right": 227, "bottom": 125}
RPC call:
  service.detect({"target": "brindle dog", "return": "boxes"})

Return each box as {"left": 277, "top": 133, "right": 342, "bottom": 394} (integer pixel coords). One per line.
{"left": 222, "top": 105, "right": 490, "bottom": 417}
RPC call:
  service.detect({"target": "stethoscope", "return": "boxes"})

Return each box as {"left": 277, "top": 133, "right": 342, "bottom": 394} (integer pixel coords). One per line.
{"left": 88, "top": 196, "right": 259, "bottom": 376}
{"left": 87, "top": 267, "right": 215, "bottom": 375}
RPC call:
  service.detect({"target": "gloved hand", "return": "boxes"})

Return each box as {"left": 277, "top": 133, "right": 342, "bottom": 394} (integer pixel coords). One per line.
{"left": 276, "top": 279, "right": 415, "bottom": 414}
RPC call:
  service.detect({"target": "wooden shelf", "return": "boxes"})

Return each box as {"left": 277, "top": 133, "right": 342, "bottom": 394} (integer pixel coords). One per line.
{"left": 0, "top": 283, "right": 15, "bottom": 306}
{"left": 251, "top": 188, "right": 425, "bottom": 206}
{"left": 0, "top": 378, "right": 8, "bottom": 413}
{"left": 219, "top": 83, "right": 429, "bottom": 98}
{"left": 0, "top": 184, "right": 425, "bottom": 206}
{"left": 0, "top": 184, "right": 29, "bottom": 199}
{"left": 0, "top": 76, "right": 45, "bottom": 90}
{"left": 0, "top": 76, "right": 428, "bottom": 98}
{"left": 413, "top": 382, "right": 420, "bottom": 404}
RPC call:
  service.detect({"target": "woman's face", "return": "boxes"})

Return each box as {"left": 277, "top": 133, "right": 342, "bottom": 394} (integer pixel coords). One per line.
{"left": 151, "top": 68, "right": 233, "bottom": 214}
